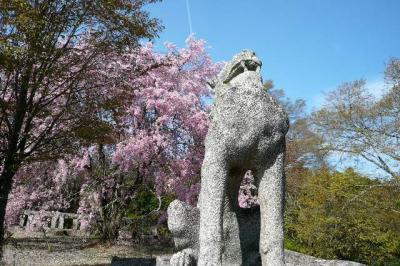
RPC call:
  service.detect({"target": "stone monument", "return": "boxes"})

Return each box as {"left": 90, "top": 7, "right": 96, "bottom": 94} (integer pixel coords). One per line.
{"left": 168, "top": 50, "right": 289, "bottom": 266}
{"left": 198, "top": 50, "right": 288, "bottom": 265}
{"left": 165, "top": 51, "right": 365, "bottom": 266}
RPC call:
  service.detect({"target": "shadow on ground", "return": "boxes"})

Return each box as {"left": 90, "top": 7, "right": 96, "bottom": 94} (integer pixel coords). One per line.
{"left": 111, "top": 256, "right": 156, "bottom": 266}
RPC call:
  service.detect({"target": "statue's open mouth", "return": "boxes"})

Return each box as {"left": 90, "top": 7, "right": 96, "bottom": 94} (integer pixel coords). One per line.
{"left": 224, "top": 59, "right": 262, "bottom": 84}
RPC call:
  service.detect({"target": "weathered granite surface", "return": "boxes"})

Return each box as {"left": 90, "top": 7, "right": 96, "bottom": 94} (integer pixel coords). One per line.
{"left": 199, "top": 50, "right": 289, "bottom": 265}
{"left": 167, "top": 51, "right": 365, "bottom": 266}
{"left": 164, "top": 200, "right": 364, "bottom": 266}
{"left": 285, "top": 250, "right": 365, "bottom": 266}
{"left": 157, "top": 251, "right": 365, "bottom": 266}
{"left": 167, "top": 200, "right": 260, "bottom": 265}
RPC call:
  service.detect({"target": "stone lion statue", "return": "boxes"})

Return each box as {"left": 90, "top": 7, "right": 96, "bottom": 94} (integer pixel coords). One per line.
{"left": 168, "top": 50, "right": 289, "bottom": 266}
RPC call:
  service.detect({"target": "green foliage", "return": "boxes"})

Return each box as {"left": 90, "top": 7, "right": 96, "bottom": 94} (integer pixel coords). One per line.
{"left": 126, "top": 186, "right": 175, "bottom": 218}
{"left": 0, "top": 0, "right": 163, "bottom": 58}
{"left": 124, "top": 186, "right": 174, "bottom": 244}
{"left": 285, "top": 168, "right": 400, "bottom": 265}
{"left": 128, "top": 187, "right": 160, "bottom": 217}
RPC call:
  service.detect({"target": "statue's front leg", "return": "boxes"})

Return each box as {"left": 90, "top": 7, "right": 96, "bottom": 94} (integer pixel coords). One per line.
{"left": 257, "top": 151, "right": 285, "bottom": 266}
{"left": 198, "top": 153, "right": 228, "bottom": 266}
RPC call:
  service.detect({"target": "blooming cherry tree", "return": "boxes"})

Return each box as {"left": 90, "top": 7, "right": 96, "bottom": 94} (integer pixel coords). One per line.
{"left": 110, "top": 36, "right": 220, "bottom": 205}
{"left": 5, "top": 37, "right": 220, "bottom": 236}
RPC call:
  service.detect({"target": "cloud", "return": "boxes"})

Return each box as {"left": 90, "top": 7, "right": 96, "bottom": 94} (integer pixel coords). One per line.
{"left": 365, "top": 78, "right": 388, "bottom": 99}
{"left": 310, "top": 91, "right": 327, "bottom": 111}
{"left": 311, "top": 77, "right": 388, "bottom": 111}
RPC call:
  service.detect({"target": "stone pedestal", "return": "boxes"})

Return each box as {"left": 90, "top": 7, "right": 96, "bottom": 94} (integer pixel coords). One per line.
{"left": 156, "top": 252, "right": 365, "bottom": 266}
{"left": 156, "top": 256, "right": 172, "bottom": 266}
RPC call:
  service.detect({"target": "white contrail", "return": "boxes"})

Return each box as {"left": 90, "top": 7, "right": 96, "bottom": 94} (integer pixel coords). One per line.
{"left": 186, "top": 0, "right": 193, "bottom": 34}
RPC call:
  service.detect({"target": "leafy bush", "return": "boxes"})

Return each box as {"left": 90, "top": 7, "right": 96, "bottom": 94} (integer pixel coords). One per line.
{"left": 285, "top": 168, "right": 400, "bottom": 265}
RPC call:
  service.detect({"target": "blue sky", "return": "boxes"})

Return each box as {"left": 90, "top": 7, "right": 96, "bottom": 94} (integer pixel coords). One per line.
{"left": 147, "top": 0, "right": 400, "bottom": 111}
{"left": 146, "top": 0, "right": 400, "bottom": 177}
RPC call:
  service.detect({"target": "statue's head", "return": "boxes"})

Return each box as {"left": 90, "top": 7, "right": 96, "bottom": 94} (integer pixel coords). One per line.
{"left": 209, "top": 50, "right": 262, "bottom": 89}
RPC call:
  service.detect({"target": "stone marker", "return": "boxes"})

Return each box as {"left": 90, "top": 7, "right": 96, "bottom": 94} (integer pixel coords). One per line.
{"left": 19, "top": 210, "right": 86, "bottom": 231}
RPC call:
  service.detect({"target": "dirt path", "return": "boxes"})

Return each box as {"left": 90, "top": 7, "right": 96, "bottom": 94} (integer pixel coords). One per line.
{"left": 2, "top": 244, "right": 171, "bottom": 266}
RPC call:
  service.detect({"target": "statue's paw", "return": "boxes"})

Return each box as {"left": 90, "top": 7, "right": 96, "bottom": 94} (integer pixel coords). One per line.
{"left": 170, "top": 249, "right": 196, "bottom": 266}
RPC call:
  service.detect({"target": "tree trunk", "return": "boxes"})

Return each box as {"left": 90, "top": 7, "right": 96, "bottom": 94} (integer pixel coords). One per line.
{"left": 0, "top": 168, "right": 15, "bottom": 260}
